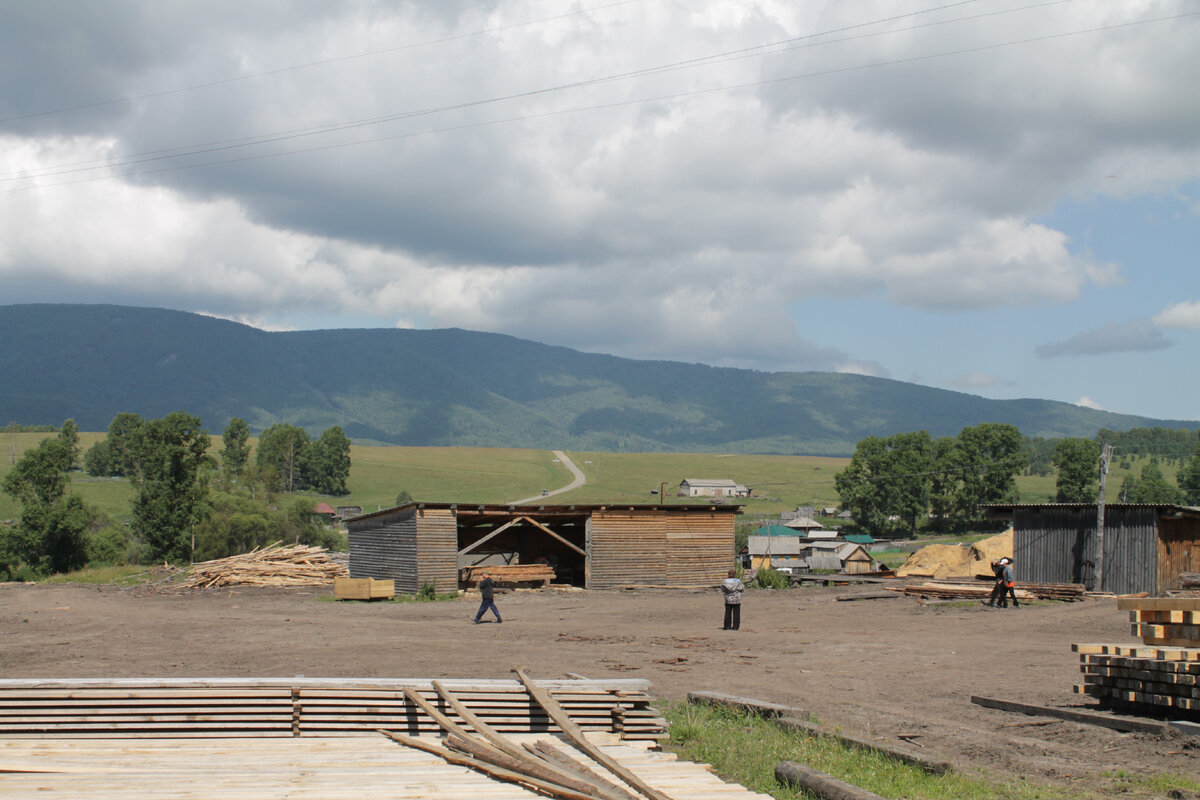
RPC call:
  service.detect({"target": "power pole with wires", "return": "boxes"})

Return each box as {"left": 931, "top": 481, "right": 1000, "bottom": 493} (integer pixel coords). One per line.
{"left": 1093, "top": 444, "right": 1113, "bottom": 591}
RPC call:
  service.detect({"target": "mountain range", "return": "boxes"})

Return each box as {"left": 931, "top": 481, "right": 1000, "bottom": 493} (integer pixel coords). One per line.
{"left": 2, "top": 303, "right": 1195, "bottom": 456}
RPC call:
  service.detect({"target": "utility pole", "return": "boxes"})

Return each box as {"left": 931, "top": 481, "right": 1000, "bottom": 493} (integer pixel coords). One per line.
{"left": 1094, "top": 444, "right": 1113, "bottom": 592}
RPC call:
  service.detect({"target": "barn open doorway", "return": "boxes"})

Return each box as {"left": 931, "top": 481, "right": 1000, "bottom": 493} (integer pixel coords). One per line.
{"left": 456, "top": 508, "right": 589, "bottom": 588}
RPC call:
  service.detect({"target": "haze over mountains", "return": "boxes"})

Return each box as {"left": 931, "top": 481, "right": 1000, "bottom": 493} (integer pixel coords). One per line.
{"left": 2, "top": 304, "right": 1194, "bottom": 456}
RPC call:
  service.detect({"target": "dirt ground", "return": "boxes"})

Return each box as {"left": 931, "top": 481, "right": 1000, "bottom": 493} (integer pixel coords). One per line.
{"left": 3, "top": 579, "right": 1199, "bottom": 796}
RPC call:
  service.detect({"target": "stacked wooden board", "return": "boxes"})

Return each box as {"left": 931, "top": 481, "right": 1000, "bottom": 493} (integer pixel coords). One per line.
{"left": 1074, "top": 598, "right": 1200, "bottom": 717}
{"left": 0, "top": 678, "right": 666, "bottom": 741}
{"left": 461, "top": 564, "right": 557, "bottom": 588}
{"left": 887, "top": 580, "right": 1084, "bottom": 601}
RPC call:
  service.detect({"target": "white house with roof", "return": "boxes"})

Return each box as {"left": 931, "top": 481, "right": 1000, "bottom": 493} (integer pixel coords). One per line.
{"left": 679, "top": 478, "right": 749, "bottom": 498}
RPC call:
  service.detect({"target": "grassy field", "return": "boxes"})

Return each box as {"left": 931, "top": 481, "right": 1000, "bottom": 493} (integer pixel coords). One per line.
{"left": 0, "top": 430, "right": 1188, "bottom": 529}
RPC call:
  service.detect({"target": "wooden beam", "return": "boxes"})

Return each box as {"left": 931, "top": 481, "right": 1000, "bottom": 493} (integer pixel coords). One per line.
{"left": 520, "top": 517, "right": 588, "bottom": 558}
{"left": 775, "top": 762, "right": 886, "bottom": 800}
{"left": 969, "top": 695, "right": 1167, "bottom": 734}
{"left": 457, "top": 518, "right": 522, "bottom": 557}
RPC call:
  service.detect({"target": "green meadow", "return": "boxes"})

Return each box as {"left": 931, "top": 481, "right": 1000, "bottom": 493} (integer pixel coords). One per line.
{"left": 0, "top": 430, "right": 1185, "bottom": 528}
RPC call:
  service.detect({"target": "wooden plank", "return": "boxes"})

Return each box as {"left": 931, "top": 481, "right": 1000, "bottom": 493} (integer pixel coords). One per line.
{"left": 969, "top": 695, "right": 1167, "bottom": 734}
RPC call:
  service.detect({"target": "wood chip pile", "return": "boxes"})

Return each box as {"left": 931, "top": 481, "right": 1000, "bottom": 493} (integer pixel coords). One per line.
{"left": 894, "top": 529, "right": 1013, "bottom": 579}
{"left": 181, "top": 544, "right": 348, "bottom": 589}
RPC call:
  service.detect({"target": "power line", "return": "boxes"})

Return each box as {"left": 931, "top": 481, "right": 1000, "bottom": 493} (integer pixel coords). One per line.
{"left": 0, "top": 0, "right": 1101, "bottom": 188}
{"left": 7, "top": 9, "right": 1193, "bottom": 196}
{"left": 0, "top": 0, "right": 642, "bottom": 125}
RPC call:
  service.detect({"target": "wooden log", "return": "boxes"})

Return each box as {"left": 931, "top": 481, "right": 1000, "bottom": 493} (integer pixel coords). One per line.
{"left": 969, "top": 695, "right": 1167, "bottom": 734}
{"left": 774, "top": 717, "right": 950, "bottom": 775}
{"left": 775, "top": 762, "right": 886, "bottom": 800}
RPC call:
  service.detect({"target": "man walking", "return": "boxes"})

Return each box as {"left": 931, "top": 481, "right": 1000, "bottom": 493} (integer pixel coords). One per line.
{"left": 473, "top": 571, "right": 502, "bottom": 624}
{"left": 721, "top": 569, "right": 745, "bottom": 630}
{"left": 997, "top": 558, "right": 1019, "bottom": 609}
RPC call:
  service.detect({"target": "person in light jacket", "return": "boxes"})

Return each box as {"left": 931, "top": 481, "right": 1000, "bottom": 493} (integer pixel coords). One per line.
{"left": 721, "top": 569, "right": 745, "bottom": 630}
{"left": 997, "top": 558, "right": 1019, "bottom": 609}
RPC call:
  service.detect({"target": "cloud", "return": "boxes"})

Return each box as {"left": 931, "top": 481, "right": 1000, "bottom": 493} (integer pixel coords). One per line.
{"left": 1075, "top": 396, "right": 1105, "bottom": 410}
{"left": 0, "top": 2, "right": 1198, "bottom": 377}
{"left": 1035, "top": 319, "right": 1171, "bottom": 359}
{"left": 1154, "top": 300, "right": 1200, "bottom": 330}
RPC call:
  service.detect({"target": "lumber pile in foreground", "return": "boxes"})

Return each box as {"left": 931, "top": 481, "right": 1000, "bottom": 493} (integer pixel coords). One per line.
{"left": 0, "top": 677, "right": 666, "bottom": 742}
{"left": 180, "top": 543, "right": 348, "bottom": 588}
{"left": 886, "top": 580, "right": 1083, "bottom": 602}
{"left": 1074, "top": 598, "right": 1200, "bottom": 718}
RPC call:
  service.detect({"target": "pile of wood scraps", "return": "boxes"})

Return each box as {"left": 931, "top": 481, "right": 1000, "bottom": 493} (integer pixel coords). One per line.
{"left": 886, "top": 579, "right": 1084, "bottom": 602}
{"left": 180, "top": 543, "right": 348, "bottom": 589}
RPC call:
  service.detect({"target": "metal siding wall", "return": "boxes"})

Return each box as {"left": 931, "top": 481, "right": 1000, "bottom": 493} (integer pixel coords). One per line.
{"left": 347, "top": 509, "right": 418, "bottom": 592}
{"left": 415, "top": 509, "right": 460, "bottom": 594}
{"left": 1013, "top": 507, "right": 1157, "bottom": 594}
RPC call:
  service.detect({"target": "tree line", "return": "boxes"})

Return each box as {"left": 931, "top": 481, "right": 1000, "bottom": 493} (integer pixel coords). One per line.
{"left": 834, "top": 424, "right": 1200, "bottom": 537}
{"left": 1, "top": 414, "right": 352, "bottom": 580}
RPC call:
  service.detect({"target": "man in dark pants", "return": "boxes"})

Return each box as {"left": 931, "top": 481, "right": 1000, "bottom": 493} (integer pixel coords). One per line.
{"left": 721, "top": 568, "right": 744, "bottom": 630}
{"left": 473, "top": 571, "right": 502, "bottom": 623}
{"left": 998, "top": 558, "right": 1020, "bottom": 608}
{"left": 985, "top": 559, "right": 1007, "bottom": 607}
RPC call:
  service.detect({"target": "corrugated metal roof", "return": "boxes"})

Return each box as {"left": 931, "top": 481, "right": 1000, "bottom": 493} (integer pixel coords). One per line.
{"left": 348, "top": 500, "right": 743, "bottom": 523}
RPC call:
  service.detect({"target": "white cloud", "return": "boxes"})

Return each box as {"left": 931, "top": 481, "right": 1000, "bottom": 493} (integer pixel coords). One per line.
{"left": 1075, "top": 396, "right": 1105, "bottom": 411}
{"left": 0, "top": 1, "right": 1198, "bottom": 378}
{"left": 1154, "top": 300, "right": 1200, "bottom": 330}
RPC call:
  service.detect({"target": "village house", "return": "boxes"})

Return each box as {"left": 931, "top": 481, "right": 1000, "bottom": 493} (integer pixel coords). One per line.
{"left": 678, "top": 478, "right": 749, "bottom": 498}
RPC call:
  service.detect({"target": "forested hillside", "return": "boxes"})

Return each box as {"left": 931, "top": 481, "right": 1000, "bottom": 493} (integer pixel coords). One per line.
{"left": 2, "top": 303, "right": 1195, "bottom": 456}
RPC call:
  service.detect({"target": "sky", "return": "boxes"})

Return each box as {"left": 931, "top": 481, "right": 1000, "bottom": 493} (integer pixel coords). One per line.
{"left": 1, "top": 0, "right": 1198, "bottom": 422}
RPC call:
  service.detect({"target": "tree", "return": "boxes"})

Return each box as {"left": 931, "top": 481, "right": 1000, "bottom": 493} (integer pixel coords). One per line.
{"left": 1179, "top": 442, "right": 1200, "bottom": 505}
{"left": 57, "top": 419, "right": 80, "bottom": 470}
{"left": 927, "top": 437, "right": 961, "bottom": 533}
{"left": 0, "top": 437, "right": 90, "bottom": 576}
{"left": 953, "top": 423, "right": 1024, "bottom": 530}
{"left": 221, "top": 418, "right": 252, "bottom": 479}
{"left": 834, "top": 431, "right": 933, "bottom": 537}
{"left": 306, "top": 426, "right": 351, "bottom": 495}
{"left": 1052, "top": 438, "right": 1101, "bottom": 503}
{"left": 127, "top": 412, "right": 211, "bottom": 563}
{"left": 1123, "top": 461, "right": 1185, "bottom": 504}
{"left": 255, "top": 424, "right": 310, "bottom": 493}
{"left": 105, "top": 412, "right": 145, "bottom": 478}
{"left": 83, "top": 438, "right": 114, "bottom": 476}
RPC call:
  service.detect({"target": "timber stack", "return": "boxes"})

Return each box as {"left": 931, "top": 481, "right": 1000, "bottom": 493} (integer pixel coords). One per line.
{"left": 887, "top": 580, "right": 1083, "bottom": 602}
{"left": 1074, "top": 598, "right": 1200, "bottom": 717}
{"left": 180, "top": 543, "right": 348, "bottom": 589}
{"left": 461, "top": 564, "right": 557, "bottom": 589}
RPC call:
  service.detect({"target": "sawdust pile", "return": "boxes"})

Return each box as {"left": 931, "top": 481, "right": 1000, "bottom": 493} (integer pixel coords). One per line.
{"left": 895, "top": 529, "right": 1013, "bottom": 579}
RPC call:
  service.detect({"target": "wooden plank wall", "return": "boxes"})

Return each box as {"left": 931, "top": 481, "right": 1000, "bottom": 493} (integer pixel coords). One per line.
{"left": 415, "top": 508, "right": 459, "bottom": 595}
{"left": 1158, "top": 515, "right": 1200, "bottom": 593}
{"left": 587, "top": 510, "right": 733, "bottom": 589}
{"left": 349, "top": 508, "right": 419, "bottom": 593}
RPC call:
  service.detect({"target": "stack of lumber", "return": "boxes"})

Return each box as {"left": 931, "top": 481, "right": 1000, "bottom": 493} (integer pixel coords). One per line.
{"left": 0, "top": 677, "right": 666, "bottom": 742}
{"left": 461, "top": 564, "right": 557, "bottom": 588}
{"left": 1073, "top": 598, "right": 1200, "bottom": 718}
{"left": 180, "top": 543, "right": 348, "bottom": 588}
{"left": 887, "top": 580, "right": 1083, "bottom": 601}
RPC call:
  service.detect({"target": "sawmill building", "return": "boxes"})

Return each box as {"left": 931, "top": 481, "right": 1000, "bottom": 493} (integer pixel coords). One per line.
{"left": 345, "top": 501, "right": 740, "bottom": 592}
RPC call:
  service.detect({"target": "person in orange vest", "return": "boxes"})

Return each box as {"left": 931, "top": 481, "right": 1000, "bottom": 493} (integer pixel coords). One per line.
{"left": 997, "top": 557, "right": 1019, "bottom": 609}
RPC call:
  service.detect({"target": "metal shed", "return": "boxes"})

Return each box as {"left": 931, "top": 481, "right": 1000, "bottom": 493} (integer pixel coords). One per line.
{"left": 985, "top": 504, "right": 1200, "bottom": 594}
{"left": 346, "top": 501, "right": 740, "bottom": 592}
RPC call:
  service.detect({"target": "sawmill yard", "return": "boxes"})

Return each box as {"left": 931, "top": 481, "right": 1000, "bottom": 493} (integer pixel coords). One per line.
{"left": 4, "top": 579, "right": 1199, "bottom": 798}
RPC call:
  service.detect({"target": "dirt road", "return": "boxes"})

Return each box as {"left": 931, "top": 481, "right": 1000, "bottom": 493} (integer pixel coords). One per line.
{"left": 2, "top": 580, "right": 1197, "bottom": 796}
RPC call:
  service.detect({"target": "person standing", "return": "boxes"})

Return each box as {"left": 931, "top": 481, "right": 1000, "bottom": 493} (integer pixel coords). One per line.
{"left": 721, "top": 569, "right": 745, "bottom": 630}
{"left": 997, "top": 558, "right": 1019, "bottom": 609}
{"left": 473, "top": 571, "right": 502, "bottom": 624}
{"left": 985, "top": 559, "right": 1006, "bottom": 607}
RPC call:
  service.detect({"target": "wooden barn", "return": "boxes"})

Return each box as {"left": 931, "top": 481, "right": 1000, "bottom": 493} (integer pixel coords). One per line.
{"left": 346, "top": 502, "right": 740, "bottom": 592}
{"left": 986, "top": 503, "right": 1200, "bottom": 595}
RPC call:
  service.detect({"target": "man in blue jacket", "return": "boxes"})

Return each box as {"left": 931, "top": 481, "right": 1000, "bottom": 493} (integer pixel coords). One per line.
{"left": 473, "top": 571, "right": 503, "bottom": 624}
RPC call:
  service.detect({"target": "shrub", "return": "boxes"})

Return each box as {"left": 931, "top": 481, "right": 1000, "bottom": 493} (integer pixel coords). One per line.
{"left": 755, "top": 567, "right": 791, "bottom": 590}
{"left": 86, "top": 525, "right": 129, "bottom": 566}
{"left": 417, "top": 581, "right": 438, "bottom": 601}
